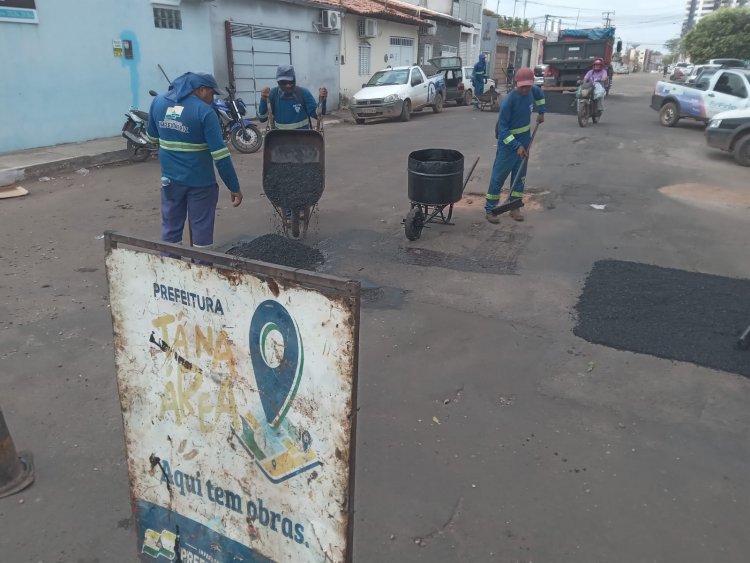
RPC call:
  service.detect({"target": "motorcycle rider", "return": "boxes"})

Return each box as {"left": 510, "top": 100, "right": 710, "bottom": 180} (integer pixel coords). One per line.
{"left": 471, "top": 53, "right": 487, "bottom": 109}
{"left": 258, "top": 65, "right": 322, "bottom": 130}
{"left": 583, "top": 58, "right": 608, "bottom": 112}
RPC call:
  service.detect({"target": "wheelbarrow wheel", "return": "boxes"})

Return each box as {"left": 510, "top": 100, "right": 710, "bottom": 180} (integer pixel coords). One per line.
{"left": 404, "top": 206, "right": 424, "bottom": 241}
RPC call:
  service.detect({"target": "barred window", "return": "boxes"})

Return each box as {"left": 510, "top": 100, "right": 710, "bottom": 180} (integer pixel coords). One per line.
{"left": 358, "top": 44, "right": 371, "bottom": 76}
{"left": 153, "top": 7, "right": 182, "bottom": 30}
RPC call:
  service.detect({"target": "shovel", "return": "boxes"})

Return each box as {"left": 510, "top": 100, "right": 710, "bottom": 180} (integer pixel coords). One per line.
{"left": 490, "top": 122, "right": 541, "bottom": 216}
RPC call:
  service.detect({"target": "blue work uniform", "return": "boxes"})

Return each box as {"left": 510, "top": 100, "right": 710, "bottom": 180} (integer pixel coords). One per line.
{"left": 472, "top": 55, "right": 487, "bottom": 98}
{"left": 257, "top": 87, "right": 318, "bottom": 130}
{"left": 485, "top": 86, "right": 545, "bottom": 213}
{"left": 147, "top": 73, "right": 240, "bottom": 248}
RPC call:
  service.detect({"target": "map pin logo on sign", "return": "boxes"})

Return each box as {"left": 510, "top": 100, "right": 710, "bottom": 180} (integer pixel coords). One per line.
{"left": 249, "top": 301, "right": 303, "bottom": 428}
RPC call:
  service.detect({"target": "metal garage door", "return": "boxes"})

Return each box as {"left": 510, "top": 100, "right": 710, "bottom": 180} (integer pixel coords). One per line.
{"left": 388, "top": 37, "right": 414, "bottom": 67}
{"left": 494, "top": 45, "right": 509, "bottom": 86}
{"left": 225, "top": 21, "right": 291, "bottom": 113}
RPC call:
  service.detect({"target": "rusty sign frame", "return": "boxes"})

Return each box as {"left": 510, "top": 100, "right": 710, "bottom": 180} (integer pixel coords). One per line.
{"left": 104, "top": 232, "right": 360, "bottom": 562}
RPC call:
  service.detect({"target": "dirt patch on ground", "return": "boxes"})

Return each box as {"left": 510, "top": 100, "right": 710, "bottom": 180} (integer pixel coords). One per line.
{"left": 454, "top": 189, "right": 552, "bottom": 211}
{"left": 659, "top": 183, "right": 750, "bottom": 211}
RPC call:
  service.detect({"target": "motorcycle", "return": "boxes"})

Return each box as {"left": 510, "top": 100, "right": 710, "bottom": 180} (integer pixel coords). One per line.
{"left": 576, "top": 80, "right": 604, "bottom": 128}
{"left": 213, "top": 87, "right": 263, "bottom": 154}
{"left": 121, "top": 90, "right": 159, "bottom": 162}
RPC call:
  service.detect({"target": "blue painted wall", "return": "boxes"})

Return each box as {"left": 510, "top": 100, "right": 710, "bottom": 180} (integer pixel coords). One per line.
{"left": 0, "top": 0, "right": 214, "bottom": 152}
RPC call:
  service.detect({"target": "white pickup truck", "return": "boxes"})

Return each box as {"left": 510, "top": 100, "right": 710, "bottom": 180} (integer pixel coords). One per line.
{"left": 350, "top": 66, "right": 447, "bottom": 124}
{"left": 651, "top": 68, "right": 750, "bottom": 127}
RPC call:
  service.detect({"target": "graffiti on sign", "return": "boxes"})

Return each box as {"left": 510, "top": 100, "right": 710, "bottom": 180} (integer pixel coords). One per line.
{"left": 105, "top": 235, "right": 359, "bottom": 562}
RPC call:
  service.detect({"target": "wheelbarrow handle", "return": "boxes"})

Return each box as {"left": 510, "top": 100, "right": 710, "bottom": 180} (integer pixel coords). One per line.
{"left": 463, "top": 157, "right": 480, "bottom": 192}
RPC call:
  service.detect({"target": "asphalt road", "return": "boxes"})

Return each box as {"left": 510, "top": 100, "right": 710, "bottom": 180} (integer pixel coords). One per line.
{"left": 1, "top": 72, "right": 749, "bottom": 563}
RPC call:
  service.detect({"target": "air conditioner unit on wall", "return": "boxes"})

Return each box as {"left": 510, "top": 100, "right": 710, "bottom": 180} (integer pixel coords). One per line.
{"left": 419, "top": 19, "right": 436, "bottom": 36}
{"left": 364, "top": 18, "right": 378, "bottom": 38}
{"left": 321, "top": 10, "right": 341, "bottom": 31}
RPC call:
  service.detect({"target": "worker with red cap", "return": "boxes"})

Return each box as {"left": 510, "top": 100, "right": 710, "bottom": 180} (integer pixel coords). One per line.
{"left": 485, "top": 66, "right": 545, "bottom": 223}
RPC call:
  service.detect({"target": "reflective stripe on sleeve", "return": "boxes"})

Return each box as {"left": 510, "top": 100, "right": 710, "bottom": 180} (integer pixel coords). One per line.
{"left": 535, "top": 99, "right": 546, "bottom": 106}
{"left": 211, "top": 147, "right": 231, "bottom": 161}
{"left": 510, "top": 124, "right": 530, "bottom": 135}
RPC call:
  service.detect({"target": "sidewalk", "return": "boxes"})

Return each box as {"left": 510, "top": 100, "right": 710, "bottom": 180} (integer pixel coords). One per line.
{"left": 0, "top": 111, "right": 349, "bottom": 187}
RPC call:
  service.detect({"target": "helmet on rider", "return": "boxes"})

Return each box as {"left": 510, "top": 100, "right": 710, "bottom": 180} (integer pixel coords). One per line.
{"left": 593, "top": 58, "right": 604, "bottom": 69}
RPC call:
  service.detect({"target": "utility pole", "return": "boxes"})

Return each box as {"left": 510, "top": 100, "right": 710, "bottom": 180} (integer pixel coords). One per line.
{"left": 575, "top": 9, "right": 580, "bottom": 27}
{"left": 602, "top": 11, "right": 614, "bottom": 27}
{"left": 523, "top": 0, "right": 528, "bottom": 20}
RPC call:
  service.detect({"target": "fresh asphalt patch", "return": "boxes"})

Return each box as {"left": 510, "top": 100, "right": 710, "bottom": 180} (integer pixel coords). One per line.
{"left": 574, "top": 260, "right": 750, "bottom": 377}
{"left": 226, "top": 234, "right": 324, "bottom": 271}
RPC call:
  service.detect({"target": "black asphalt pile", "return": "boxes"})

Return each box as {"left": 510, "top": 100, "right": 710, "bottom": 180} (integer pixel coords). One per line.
{"left": 263, "top": 163, "right": 324, "bottom": 209}
{"left": 227, "top": 234, "right": 324, "bottom": 271}
{"left": 574, "top": 260, "right": 750, "bottom": 377}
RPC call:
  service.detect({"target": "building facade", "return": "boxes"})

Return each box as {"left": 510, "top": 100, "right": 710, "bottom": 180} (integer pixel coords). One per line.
{"left": 0, "top": 0, "right": 343, "bottom": 153}
{"left": 336, "top": 3, "right": 421, "bottom": 105}
{"left": 683, "top": 0, "right": 745, "bottom": 34}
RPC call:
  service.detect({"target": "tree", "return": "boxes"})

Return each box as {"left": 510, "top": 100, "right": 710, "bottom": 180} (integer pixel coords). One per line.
{"left": 683, "top": 8, "right": 750, "bottom": 63}
{"left": 497, "top": 16, "right": 534, "bottom": 33}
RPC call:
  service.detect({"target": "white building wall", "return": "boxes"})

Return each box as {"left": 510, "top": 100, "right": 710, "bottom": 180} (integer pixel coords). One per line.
{"left": 339, "top": 15, "right": 419, "bottom": 104}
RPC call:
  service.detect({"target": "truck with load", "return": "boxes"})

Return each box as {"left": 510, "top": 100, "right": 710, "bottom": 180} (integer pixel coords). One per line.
{"left": 651, "top": 68, "right": 750, "bottom": 127}
{"left": 542, "top": 27, "right": 620, "bottom": 93}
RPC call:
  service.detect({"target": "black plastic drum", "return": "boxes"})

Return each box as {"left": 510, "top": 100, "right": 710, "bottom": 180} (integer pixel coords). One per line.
{"left": 407, "top": 149, "right": 465, "bottom": 205}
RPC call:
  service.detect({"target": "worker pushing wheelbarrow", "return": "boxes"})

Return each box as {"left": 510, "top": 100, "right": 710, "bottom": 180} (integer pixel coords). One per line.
{"left": 258, "top": 65, "right": 328, "bottom": 239}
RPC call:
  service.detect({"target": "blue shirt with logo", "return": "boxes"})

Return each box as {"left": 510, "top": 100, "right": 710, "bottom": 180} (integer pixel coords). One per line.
{"left": 146, "top": 94, "right": 240, "bottom": 192}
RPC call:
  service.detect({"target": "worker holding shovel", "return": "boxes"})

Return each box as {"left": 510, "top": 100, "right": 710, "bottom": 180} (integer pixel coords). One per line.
{"left": 485, "top": 67, "right": 545, "bottom": 223}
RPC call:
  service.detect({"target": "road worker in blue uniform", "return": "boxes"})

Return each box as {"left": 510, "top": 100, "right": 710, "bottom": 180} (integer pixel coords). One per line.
{"left": 258, "top": 65, "right": 320, "bottom": 130}
{"left": 485, "top": 66, "right": 545, "bottom": 224}
{"left": 471, "top": 53, "right": 487, "bottom": 109}
{"left": 146, "top": 72, "right": 243, "bottom": 248}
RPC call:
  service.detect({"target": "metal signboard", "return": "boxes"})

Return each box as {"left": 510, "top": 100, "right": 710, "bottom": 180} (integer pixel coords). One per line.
{"left": 104, "top": 234, "right": 359, "bottom": 562}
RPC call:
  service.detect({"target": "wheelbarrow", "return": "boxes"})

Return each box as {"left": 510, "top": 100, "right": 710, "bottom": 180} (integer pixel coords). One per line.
{"left": 262, "top": 129, "right": 325, "bottom": 239}
{"left": 475, "top": 86, "right": 500, "bottom": 111}
{"left": 403, "top": 149, "right": 479, "bottom": 241}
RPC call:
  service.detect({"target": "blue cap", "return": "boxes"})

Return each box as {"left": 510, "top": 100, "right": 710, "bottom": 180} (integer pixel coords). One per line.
{"left": 166, "top": 72, "right": 226, "bottom": 102}
{"left": 276, "top": 64, "right": 296, "bottom": 83}
{"left": 194, "top": 72, "right": 226, "bottom": 96}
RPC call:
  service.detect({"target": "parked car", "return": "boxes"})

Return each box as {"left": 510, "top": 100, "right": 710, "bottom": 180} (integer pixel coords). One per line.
{"left": 651, "top": 69, "right": 750, "bottom": 127}
{"left": 690, "top": 66, "right": 723, "bottom": 89}
{"left": 685, "top": 64, "right": 721, "bottom": 84}
{"left": 350, "top": 65, "right": 447, "bottom": 124}
{"left": 705, "top": 106, "right": 750, "bottom": 166}
{"left": 427, "top": 57, "right": 467, "bottom": 105}
{"left": 460, "top": 66, "right": 497, "bottom": 106}
{"left": 708, "top": 58, "right": 747, "bottom": 68}
{"left": 670, "top": 64, "right": 693, "bottom": 82}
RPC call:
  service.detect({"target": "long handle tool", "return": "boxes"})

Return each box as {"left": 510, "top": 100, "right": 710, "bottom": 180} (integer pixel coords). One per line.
{"left": 491, "top": 122, "right": 541, "bottom": 216}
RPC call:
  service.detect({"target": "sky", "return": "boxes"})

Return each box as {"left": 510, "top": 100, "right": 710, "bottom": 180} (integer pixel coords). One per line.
{"left": 485, "top": 0, "right": 687, "bottom": 51}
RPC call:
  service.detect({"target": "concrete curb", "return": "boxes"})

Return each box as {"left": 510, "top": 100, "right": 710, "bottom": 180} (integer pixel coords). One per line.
{"left": 0, "top": 149, "right": 130, "bottom": 187}
{"left": 0, "top": 117, "right": 349, "bottom": 187}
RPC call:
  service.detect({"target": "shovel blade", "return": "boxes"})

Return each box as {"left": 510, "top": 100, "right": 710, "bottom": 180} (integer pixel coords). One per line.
{"left": 490, "top": 199, "right": 524, "bottom": 216}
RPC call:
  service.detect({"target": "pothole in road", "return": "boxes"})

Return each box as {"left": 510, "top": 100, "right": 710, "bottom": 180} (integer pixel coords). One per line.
{"left": 659, "top": 183, "right": 750, "bottom": 212}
